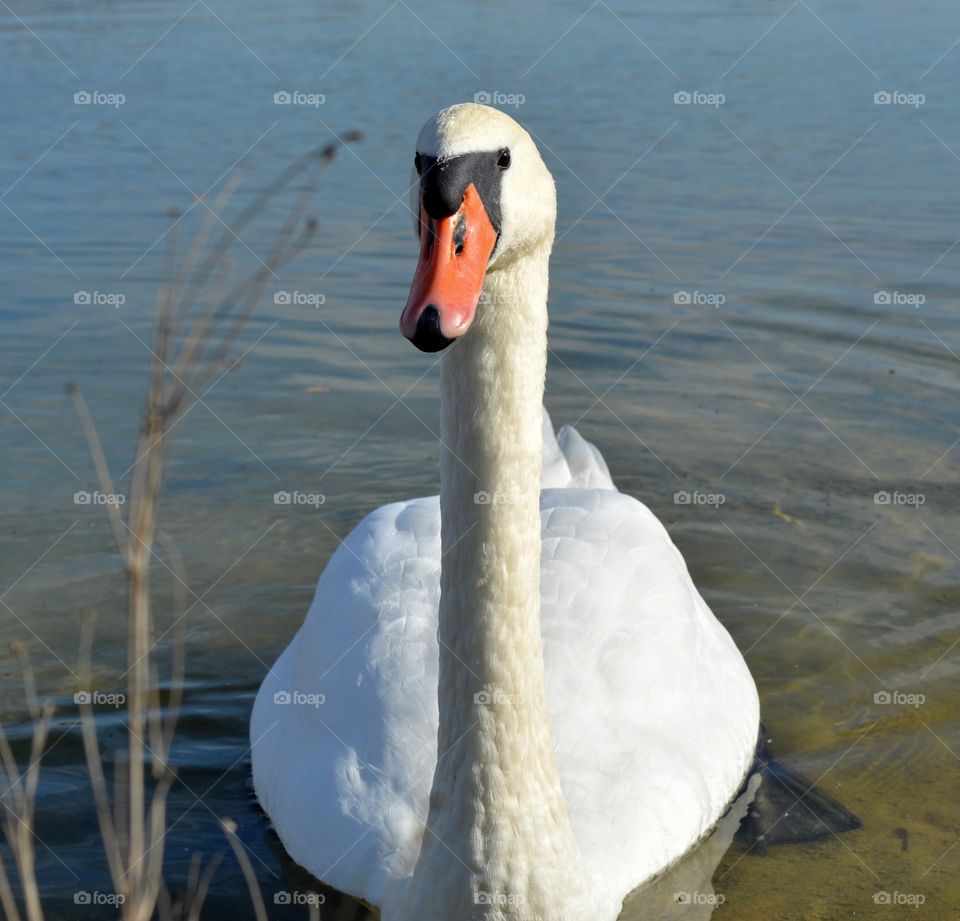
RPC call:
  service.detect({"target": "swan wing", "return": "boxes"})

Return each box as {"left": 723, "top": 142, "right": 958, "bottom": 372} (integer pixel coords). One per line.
{"left": 538, "top": 487, "right": 758, "bottom": 899}
{"left": 252, "top": 431, "right": 758, "bottom": 912}
{"left": 251, "top": 496, "right": 441, "bottom": 909}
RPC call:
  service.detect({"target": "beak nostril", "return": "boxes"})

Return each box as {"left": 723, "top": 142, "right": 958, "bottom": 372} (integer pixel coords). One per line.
{"left": 453, "top": 216, "right": 466, "bottom": 258}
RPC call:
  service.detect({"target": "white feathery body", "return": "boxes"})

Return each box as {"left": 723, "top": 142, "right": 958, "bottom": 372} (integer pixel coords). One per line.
{"left": 251, "top": 103, "right": 760, "bottom": 921}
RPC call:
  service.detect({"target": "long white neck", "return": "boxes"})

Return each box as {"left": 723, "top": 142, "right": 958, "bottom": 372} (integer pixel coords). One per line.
{"left": 401, "top": 245, "right": 595, "bottom": 921}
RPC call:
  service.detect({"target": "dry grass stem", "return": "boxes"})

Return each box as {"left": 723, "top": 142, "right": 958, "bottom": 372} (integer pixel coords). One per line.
{"left": 1, "top": 134, "right": 358, "bottom": 919}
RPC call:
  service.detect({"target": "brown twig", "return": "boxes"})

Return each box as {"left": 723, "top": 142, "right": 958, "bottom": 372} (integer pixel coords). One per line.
{"left": 65, "top": 384, "right": 128, "bottom": 565}
{"left": 0, "top": 135, "right": 356, "bottom": 921}
{"left": 61, "top": 139, "right": 354, "bottom": 920}
{"left": 0, "top": 645, "right": 52, "bottom": 921}
{"left": 219, "top": 820, "right": 268, "bottom": 921}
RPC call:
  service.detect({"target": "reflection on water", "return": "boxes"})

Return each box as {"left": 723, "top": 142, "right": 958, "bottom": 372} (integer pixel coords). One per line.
{"left": 2, "top": 0, "right": 960, "bottom": 918}
{"left": 622, "top": 776, "right": 761, "bottom": 921}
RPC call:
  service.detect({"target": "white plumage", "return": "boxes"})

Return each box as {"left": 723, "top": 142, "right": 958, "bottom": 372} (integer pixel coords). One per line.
{"left": 252, "top": 412, "right": 759, "bottom": 918}
{"left": 252, "top": 104, "right": 760, "bottom": 921}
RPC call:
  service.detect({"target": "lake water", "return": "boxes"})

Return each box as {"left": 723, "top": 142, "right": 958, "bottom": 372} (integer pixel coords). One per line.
{"left": 2, "top": 0, "right": 959, "bottom": 918}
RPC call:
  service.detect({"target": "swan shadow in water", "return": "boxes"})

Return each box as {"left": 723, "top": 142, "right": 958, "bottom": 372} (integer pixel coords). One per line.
{"left": 621, "top": 774, "right": 762, "bottom": 921}
{"left": 623, "top": 731, "right": 862, "bottom": 920}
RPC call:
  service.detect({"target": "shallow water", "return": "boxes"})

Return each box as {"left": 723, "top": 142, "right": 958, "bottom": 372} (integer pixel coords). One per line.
{"left": 1, "top": 0, "right": 959, "bottom": 917}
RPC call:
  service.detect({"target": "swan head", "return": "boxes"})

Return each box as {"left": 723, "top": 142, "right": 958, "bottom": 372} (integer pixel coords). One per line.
{"left": 400, "top": 103, "right": 556, "bottom": 352}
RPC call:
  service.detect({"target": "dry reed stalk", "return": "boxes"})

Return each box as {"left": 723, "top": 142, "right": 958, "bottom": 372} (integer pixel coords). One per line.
{"left": 0, "top": 645, "right": 50, "bottom": 921}
{"left": 0, "top": 133, "right": 359, "bottom": 920}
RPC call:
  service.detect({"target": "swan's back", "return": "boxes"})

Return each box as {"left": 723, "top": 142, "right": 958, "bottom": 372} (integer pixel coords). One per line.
{"left": 251, "top": 419, "right": 759, "bottom": 914}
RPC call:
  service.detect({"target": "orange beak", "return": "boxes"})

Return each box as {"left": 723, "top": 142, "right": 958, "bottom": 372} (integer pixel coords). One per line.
{"left": 400, "top": 183, "right": 499, "bottom": 352}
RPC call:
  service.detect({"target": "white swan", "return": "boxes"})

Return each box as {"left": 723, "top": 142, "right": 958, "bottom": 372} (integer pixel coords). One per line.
{"left": 252, "top": 104, "right": 760, "bottom": 921}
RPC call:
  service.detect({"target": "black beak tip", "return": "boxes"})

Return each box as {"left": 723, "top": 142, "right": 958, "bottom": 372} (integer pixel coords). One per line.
{"left": 410, "top": 305, "right": 454, "bottom": 353}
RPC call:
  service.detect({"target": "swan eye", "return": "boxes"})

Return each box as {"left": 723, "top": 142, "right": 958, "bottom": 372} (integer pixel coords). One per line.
{"left": 414, "top": 153, "right": 422, "bottom": 175}
{"left": 497, "top": 148, "right": 511, "bottom": 170}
